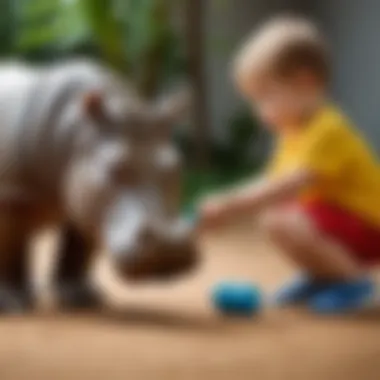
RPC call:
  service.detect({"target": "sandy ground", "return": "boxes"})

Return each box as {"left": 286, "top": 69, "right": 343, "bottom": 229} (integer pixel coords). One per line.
{"left": 1, "top": 226, "right": 380, "bottom": 380}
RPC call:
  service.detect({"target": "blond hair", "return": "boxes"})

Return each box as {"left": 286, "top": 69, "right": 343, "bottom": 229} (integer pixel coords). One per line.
{"left": 233, "top": 15, "right": 329, "bottom": 92}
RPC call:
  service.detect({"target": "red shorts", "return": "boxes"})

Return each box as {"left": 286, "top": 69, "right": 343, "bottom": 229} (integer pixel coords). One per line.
{"left": 302, "top": 201, "right": 380, "bottom": 266}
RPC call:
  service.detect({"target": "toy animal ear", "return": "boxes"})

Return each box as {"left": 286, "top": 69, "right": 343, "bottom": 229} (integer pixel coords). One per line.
{"left": 152, "top": 86, "right": 192, "bottom": 139}
{"left": 83, "top": 91, "right": 106, "bottom": 120}
{"left": 157, "top": 87, "right": 192, "bottom": 126}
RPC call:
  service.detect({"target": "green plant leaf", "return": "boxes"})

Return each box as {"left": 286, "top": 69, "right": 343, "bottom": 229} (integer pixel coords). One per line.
{"left": 81, "top": 0, "right": 127, "bottom": 73}
{"left": 16, "top": 0, "right": 90, "bottom": 53}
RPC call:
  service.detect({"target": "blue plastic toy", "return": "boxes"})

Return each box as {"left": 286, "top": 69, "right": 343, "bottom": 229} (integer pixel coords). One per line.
{"left": 211, "top": 281, "right": 263, "bottom": 316}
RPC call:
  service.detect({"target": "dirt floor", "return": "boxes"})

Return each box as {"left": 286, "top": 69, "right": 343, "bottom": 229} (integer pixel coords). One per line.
{"left": 1, "top": 226, "right": 380, "bottom": 380}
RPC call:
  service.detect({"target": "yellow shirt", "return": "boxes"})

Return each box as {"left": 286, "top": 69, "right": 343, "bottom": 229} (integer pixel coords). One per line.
{"left": 267, "top": 105, "right": 380, "bottom": 227}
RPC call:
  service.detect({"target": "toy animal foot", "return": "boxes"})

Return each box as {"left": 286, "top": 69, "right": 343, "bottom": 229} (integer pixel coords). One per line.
{"left": 0, "top": 285, "right": 33, "bottom": 314}
{"left": 56, "top": 281, "right": 103, "bottom": 311}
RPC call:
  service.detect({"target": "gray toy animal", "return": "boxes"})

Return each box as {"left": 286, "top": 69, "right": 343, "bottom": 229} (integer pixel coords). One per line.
{"left": 0, "top": 60, "right": 198, "bottom": 312}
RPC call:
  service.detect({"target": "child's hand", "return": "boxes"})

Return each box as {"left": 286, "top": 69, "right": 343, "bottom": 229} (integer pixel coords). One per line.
{"left": 199, "top": 198, "right": 231, "bottom": 231}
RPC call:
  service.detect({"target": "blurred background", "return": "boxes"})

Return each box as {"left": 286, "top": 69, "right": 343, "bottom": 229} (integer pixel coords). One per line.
{"left": 1, "top": 0, "right": 379, "bottom": 209}
{"left": 2, "top": 2, "right": 380, "bottom": 379}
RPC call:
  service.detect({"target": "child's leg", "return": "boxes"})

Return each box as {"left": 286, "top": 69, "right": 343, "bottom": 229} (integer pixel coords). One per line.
{"left": 261, "top": 207, "right": 362, "bottom": 281}
{"left": 260, "top": 204, "right": 378, "bottom": 312}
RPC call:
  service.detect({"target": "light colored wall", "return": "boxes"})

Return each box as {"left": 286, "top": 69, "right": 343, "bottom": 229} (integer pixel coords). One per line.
{"left": 307, "top": 0, "right": 380, "bottom": 151}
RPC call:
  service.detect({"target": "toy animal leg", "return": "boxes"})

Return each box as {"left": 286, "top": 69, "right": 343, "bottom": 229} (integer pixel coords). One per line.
{"left": 0, "top": 246, "right": 33, "bottom": 313}
{"left": 55, "top": 223, "right": 102, "bottom": 310}
{"left": 0, "top": 205, "right": 34, "bottom": 313}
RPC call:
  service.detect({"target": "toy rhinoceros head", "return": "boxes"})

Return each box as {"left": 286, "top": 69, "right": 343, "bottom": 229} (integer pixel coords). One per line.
{"left": 64, "top": 87, "right": 199, "bottom": 280}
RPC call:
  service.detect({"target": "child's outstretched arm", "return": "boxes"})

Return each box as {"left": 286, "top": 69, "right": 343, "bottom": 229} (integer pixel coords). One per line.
{"left": 200, "top": 169, "right": 314, "bottom": 229}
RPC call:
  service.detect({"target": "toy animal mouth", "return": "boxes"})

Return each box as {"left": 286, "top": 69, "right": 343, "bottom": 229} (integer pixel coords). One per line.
{"left": 102, "top": 186, "right": 200, "bottom": 282}
{"left": 116, "top": 239, "right": 200, "bottom": 282}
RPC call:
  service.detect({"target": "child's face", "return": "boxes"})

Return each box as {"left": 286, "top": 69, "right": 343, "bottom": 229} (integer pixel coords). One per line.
{"left": 245, "top": 72, "right": 324, "bottom": 131}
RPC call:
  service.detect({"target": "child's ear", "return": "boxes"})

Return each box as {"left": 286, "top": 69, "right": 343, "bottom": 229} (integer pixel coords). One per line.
{"left": 296, "top": 68, "right": 320, "bottom": 89}
{"left": 83, "top": 91, "right": 106, "bottom": 120}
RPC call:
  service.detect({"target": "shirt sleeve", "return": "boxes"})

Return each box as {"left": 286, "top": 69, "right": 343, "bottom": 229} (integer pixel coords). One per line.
{"left": 299, "top": 122, "right": 350, "bottom": 178}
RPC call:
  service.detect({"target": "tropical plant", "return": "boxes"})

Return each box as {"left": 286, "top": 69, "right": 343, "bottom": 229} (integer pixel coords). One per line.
{"left": 15, "top": 0, "right": 91, "bottom": 60}
{"left": 13, "top": 0, "right": 185, "bottom": 98}
{"left": 0, "top": 1, "right": 17, "bottom": 57}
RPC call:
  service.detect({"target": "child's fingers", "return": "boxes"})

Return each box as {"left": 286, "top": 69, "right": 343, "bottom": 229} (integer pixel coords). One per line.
{"left": 191, "top": 198, "right": 229, "bottom": 235}
{"left": 198, "top": 210, "right": 227, "bottom": 234}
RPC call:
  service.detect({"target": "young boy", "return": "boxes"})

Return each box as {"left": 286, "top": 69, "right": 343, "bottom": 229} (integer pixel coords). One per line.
{"left": 200, "top": 15, "right": 380, "bottom": 313}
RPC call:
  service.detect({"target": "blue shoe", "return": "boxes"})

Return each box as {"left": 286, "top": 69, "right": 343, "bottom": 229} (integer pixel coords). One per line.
{"left": 273, "top": 275, "right": 330, "bottom": 306}
{"left": 309, "top": 277, "right": 376, "bottom": 314}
